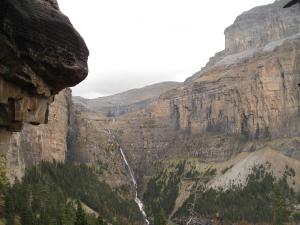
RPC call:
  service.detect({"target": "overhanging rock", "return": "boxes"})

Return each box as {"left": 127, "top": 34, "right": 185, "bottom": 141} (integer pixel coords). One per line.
{"left": 0, "top": 0, "right": 89, "bottom": 131}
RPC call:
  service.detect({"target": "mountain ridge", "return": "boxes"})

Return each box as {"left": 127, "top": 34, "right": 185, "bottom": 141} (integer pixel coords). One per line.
{"left": 73, "top": 81, "right": 181, "bottom": 117}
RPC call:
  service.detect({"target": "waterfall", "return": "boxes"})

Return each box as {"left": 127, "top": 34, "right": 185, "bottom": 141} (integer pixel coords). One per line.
{"left": 119, "top": 147, "right": 150, "bottom": 225}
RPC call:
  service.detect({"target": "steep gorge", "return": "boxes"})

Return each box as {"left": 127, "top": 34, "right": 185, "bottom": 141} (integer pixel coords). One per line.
{"left": 73, "top": 0, "right": 300, "bottom": 173}
{"left": 68, "top": 0, "right": 300, "bottom": 223}
{"left": 1, "top": 0, "right": 300, "bottom": 224}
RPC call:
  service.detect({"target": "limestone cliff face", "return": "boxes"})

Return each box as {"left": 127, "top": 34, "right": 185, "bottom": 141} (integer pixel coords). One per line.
{"left": 6, "top": 89, "right": 71, "bottom": 181}
{"left": 168, "top": 37, "right": 300, "bottom": 140}
{"left": 187, "top": 0, "right": 300, "bottom": 83}
{"left": 0, "top": 0, "right": 89, "bottom": 132}
{"left": 71, "top": 0, "right": 300, "bottom": 177}
{"left": 225, "top": 0, "right": 300, "bottom": 55}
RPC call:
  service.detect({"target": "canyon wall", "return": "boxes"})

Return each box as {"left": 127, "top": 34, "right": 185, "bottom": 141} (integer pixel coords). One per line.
{"left": 169, "top": 38, "right": 300, "bottom": 139}
{"left": 187, "top": 0, "right": 300, "bottom": 82}
{"left": 225, "top": 0, "right": 300, "bottom": 54}
{"left": 2, "top": 0, "right": 300, "bottom": 186}
{"left": 70, "top": 0, "right": 300, "bottom": 177}
{"left": 6, "top": 89, "right": 71, "bottom": 180}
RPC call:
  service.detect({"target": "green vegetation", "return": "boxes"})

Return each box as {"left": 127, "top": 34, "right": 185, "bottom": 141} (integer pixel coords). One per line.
{"left": 143, "top": 161, "right": 185, "bottom": 222}
{"left": 203, "top": 168, "right": 217, "bottom": 177}
{"left": 3, "top": 162, "right": 143, "bottom": 225}
{"left": 153, "top": 208, "right": 167, "bottom": 225}
{"left": 185, "top": 170, "right": 200, "bottom": 179}
{"left": 271, "top": 184, "right": 290, "bottom": 225}
{"left": 175, "top": 165, "right": 300, "bottom": 224}
{"left": 75, "top": 201, "right": 89, "bottom": 225}
{"left": 0, "top": 157, "right": 9, "bottom": 218}
{"left": 293, "top": 212, "right": 300, "bottom": 223}
{"left": 96, "top": 216, "right": 108, "bottom": 225}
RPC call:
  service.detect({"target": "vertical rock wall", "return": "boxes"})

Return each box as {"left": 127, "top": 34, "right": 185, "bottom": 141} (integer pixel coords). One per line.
{"left": 0, "top": 0, "right": 89, "bottom": 179}
{"left": 5, "top": 89, "right": 71, "bottom": 181}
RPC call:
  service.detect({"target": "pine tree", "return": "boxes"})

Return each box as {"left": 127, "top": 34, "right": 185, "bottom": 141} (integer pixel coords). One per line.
{"left": 5, "top": 193, "right": 15, "bottom": 225}
{"left": 271, "top": 184, "right": 290, "bottom": 225}
{"left": 0, "top": 156, "right": 9, "bottom": 216}
{"left": 96, "top": 216, "right": 107, "bottom": 225}
{"left": 154, "top": 208, "right": 167, "bottom": 225}
{"left": 75, "top": 201, "right": 88, "bottom": 225}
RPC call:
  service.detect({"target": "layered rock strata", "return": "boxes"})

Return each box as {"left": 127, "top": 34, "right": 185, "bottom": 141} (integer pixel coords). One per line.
{"left": 186, "top": 0, "right": 300, "bottom": 83}
{"left": 70, "top": 0, "right": 300, "bottom": 177}
{"left": 6, "top": 89, "right": 71, "bottom": 181}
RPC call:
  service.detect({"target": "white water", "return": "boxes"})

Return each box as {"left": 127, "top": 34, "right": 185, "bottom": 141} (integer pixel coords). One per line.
{"left": 119, "top": 147, "right": 150, "bottom": 225}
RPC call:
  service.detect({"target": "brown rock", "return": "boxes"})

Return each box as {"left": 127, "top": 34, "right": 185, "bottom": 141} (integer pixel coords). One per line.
{"left": 72, "top": 1, "right": 300, "bottom": 177}
{"left": 0, "top": 0, "right": 89, "bottom": 131}
{"left": 5, "top": 89, "right": 71, "bottom": 181}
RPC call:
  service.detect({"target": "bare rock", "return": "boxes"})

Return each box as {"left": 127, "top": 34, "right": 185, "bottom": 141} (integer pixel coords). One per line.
{"left": 5, "top": 89, "right": 71, "bottom": 181}
{"left": 0, "top": 0, "right": 89, "bottom": 92}
{"left": 0, "top": 0, "right": 89, "bottom": 131}
{"left": 186, "top": 0, "right": 300, "bottom": 84}
{"left": 76, "top": 1, "right": 300, "bottom": 174}
{"left": 225, "top": 0, "right": 300, "bottom": 54}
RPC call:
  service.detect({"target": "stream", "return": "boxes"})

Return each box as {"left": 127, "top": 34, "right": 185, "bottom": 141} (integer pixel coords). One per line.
{"left": 119, "top": 147, "right": 150, "bottom": 225}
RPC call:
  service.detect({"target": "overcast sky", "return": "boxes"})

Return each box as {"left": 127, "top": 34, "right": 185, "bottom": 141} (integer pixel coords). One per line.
{"left": 58, "top": 0, "right": 275, "bottom": 98}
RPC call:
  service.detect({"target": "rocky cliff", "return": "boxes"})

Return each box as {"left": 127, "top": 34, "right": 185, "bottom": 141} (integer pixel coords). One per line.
{"left": 69, "top": 0, "right": 300, "bottom": 182}
{"left": 0, "top": 0, "right": 89, "bottom": 179}
{"left": 187, "top": 0, "right": 300, "bottom": 82}
{"left": 1, "top": 0, "right": 300, "bottom": 223}
{"left": 0, "top": 0, "right": 88, "bottom": 132}
{"left": 6, "top": 89, "right": 71, "bottom": 181}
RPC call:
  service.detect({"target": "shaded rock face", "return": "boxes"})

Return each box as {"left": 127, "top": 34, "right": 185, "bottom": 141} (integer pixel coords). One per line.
{"left": 67, "top": 105, "right": 132, "bottom": 187}
{"left": 5, "top": 89, "right": 71, "bottom": 181}
{"left": 0, "top": 0, "right": 89, "bottom": 92}
{"left": 0, "top": 0, "right": 89, "bottom": 131}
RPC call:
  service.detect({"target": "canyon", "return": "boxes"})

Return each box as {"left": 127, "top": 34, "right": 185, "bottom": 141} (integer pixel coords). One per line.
{"left": 72, "top": 0, "right": 300, "bottom": 223}
{"left": 1, "top": 0, "right": 300, "bottom": 224}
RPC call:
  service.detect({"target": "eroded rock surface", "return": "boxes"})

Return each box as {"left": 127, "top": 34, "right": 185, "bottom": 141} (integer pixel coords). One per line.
{"left": 0, "top": 0, "right": 89, "bottom": 131}
{"left": 225, "top": 0, "right": 300, "bottom": 54}
{"left": 186, "top": 0, "right": 300, "bottom": 83}
{"left": 5, "top": 89, "right": 71, "bottom": 181}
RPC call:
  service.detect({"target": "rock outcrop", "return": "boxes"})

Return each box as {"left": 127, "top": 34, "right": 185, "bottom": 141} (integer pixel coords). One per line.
{"left": 0, "top": 0, "right": 89, "bottom": 131}
{"left": 5, "top": 89, "right": 71, "bottom": 181}
{"left": 0, "top": 0, "right": 89, "bottom": 179}
{"left": 225, "top": 0, "right": 300, "bottom": 55}
{"left": 168, "top": 37, "right": 300, "bottom": 140}
{"left": 186, "top": 0, "right": 300, "bottom": 83}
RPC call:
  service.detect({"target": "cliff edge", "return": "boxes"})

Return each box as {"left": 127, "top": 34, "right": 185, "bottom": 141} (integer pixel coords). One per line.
{"left": 0, "top": 0, "right": 89, "bottom": 132}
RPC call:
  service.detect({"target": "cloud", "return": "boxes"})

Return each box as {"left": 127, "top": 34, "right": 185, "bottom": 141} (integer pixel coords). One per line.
{"left": 60, "top": 0, "right": 275, "bottom": 99}
{"left": 72, "top": 68, "right": 196, "bottom": 98}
